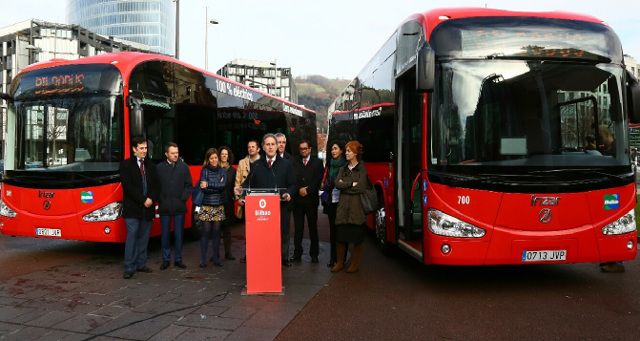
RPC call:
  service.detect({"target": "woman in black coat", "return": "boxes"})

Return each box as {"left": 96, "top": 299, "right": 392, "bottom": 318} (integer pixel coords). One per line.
{"left": 219, "top": 146, "right": 237, "bottom": 260}
{"left": 321, "top": 142, "right": 347, "bottom": 268}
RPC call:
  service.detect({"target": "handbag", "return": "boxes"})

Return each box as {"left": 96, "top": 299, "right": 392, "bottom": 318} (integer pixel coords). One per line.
{"left": 360, "top": 177, "right": 379, "bottom": 214}
{"left": 192, "top": 185, "right": 204, "bottom": 207}
{"left": 192, "top": 168, "right": 206, "bottom": 207}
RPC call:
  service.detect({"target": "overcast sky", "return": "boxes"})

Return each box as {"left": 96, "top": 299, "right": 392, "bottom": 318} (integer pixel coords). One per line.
{"left": 1, "top": 0, "right": 639, "bottom": 79}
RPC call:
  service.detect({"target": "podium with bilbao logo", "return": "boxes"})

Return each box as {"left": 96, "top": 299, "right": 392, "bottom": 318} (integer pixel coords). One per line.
{"left": 243, "top": 191, "right": 283, "bottom": 295}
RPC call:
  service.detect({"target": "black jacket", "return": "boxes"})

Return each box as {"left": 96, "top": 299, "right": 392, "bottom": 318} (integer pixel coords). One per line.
{"left": 120, "top": 157, "right": 160, "bottom": 220}
{"left": 293, "top": 156, "right": 324, "bottom": 204}
{"left": 156, "top": 159, "right": 192, "bottom": 215}
{"left": 242, "top": 154, "right": 295, "bottom": 205}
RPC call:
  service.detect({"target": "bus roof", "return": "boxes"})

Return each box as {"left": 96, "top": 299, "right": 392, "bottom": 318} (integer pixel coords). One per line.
{"left": 415, "top": 7, "right": 606, "bottom": 38}
{"left": 19, "top": 52, "right": 314, "bottom": 114}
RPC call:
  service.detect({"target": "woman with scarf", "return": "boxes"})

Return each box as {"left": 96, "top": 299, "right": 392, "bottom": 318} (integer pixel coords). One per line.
{"left": 321, "top": 141, "right": 347, "bottom": 268}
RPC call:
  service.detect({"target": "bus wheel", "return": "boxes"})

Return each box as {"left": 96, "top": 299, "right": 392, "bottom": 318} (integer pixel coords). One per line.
{"left": 375, "top": 206, "right": 391, "bottom": 253}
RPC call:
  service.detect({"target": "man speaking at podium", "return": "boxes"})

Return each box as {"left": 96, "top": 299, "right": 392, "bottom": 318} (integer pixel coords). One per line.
{"left": 236, "top": 133, "right": 296, "bottom": 267}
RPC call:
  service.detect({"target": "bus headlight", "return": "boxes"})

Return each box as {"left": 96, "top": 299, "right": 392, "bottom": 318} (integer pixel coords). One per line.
{"left": 0, "top": 199, "right": 17, "bottom": 218}
{"left": 83, "top": 202, "right": 122, "bottom": 222}
{"left": 428, "top": 208, "right": 485, "bottom": 238}
{"left": 602, "top": 209, "right": 636, "bottom": 235}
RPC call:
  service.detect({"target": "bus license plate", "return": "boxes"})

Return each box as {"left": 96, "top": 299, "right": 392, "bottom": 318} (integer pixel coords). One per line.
{"left": 36, "top": 228, "right": 61, "bottom": 237}
{"left": 522, "top": 250, "right": 566, "bottom": 262}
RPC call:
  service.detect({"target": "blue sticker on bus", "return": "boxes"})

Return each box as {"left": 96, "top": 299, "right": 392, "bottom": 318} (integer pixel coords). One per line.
{"left": 603, "top": 194, "right": 619, "bottom": 210}
{"left": 423, "top": 180, "right": 428, "bottom": 191}
{"left": 81, "top": 191, "right": 94, "bottom": 204}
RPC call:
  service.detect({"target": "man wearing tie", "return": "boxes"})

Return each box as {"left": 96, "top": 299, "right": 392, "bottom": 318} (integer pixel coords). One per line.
{"left": 120, "top": 136, "right": 160, "bottom": 279}
{"left": 291, "top": 140, "right": 324, "bottom": 263}
{"left": 236, "top": 133, "right": 296, "bottom": 267}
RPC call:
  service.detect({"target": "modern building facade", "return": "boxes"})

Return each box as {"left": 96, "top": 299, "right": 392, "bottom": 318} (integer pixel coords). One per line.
{"left": 217, "top": 59, "right": 298, "bottom": 102}
{"left": 0, "top": 19, "right": 151, "bottom": 158}
{"left": 67, "top": 0, "right": 175, "bottom": 56}
{"left": 626, "top": 54, "right": 640, "bottom": 79}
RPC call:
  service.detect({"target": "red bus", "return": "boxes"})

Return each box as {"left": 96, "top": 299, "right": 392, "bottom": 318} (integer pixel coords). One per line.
{"left": 0, "top": 52, "right": 316, "bottom": 242}
{"left": 327, "top": 8, "right": 640, "bottom": 265}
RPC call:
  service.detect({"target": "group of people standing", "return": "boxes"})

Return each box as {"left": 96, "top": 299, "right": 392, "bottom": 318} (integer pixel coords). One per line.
{"left": 119, "top": 133, "right": 372, "bottom": 279}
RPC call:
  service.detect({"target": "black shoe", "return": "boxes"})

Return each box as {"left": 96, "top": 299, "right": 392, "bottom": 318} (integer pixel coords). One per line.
{"left": 282, "top": 260, "right": 292, "bottom": 267}
{"left": 289, "top": 255, "right": 302, "bottom": 263}
{"left": 225, "top": 254, "right": 236, "bottom": 260}
{"left": 311, "top": 256, "right": 319, "bottom": 263}
{"left": 327, "top": 260, "right": 336, "bottom": 268}
{"left": 199, "top": 263, "right": 207, "bottom": 268}
{"left": 174, "top": 262, "right": 187, "bottom": 269}
{"left": 137, "top": 266, "right": 152, "bottom": 273}
{"left": 123, "top": 272, "right": 134, "bottom": 279}
{"left": 160, "top": 262, "right": 169, "bottom": 270}
{"left": 213, "top": 261, "right": 223, "bottom": 267}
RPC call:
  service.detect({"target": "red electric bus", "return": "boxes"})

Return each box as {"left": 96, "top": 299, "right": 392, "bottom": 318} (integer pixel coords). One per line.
{"left": 328, "top": 8, "right": 640, "bottom": 265}
{"left": 0, "top": 52, "right": 316, "bottom": 242}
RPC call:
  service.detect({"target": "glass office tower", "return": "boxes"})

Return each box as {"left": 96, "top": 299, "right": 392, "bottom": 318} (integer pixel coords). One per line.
{"left": 67, "top": 0, "right": 175, "bottom": 56}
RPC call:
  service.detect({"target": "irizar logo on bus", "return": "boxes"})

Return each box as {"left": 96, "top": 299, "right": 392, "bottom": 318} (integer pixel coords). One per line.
{"left": 530, "top": 195, "right": 560, "bottom": 206}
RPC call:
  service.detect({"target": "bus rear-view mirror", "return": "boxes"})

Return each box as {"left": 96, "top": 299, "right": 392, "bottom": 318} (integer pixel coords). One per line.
{"left": 416, "top": 43, "right": 435, "bottom": 92}
{"left": 627, "top": 70, "right": 640, "bottom": 124}
{"left": 127, "top": 96, "right": 144, "bottom": 137}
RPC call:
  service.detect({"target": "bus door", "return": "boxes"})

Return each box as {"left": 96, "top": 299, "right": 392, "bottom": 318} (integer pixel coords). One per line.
{"left": 394, "top": 70, "right": 423, "bottom": 255}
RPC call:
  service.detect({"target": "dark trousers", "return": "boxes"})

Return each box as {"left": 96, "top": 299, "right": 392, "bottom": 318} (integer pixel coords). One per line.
{"left": 326, "top": 203, "right": 338, "bottom": 263}
{"left": 124, "top": 218, "right": 152, "bottom": 273}
{"left": 281, "top": 204, "right": 291, "bottom": 261}
{"left": 160, "top": 214, "right": 184, "bottom": 263}
{"left": 293, "top": 198, "right": 319, "bottom": 258}
{"left": 200, "top": 220, "right": 222, "bottom": 265}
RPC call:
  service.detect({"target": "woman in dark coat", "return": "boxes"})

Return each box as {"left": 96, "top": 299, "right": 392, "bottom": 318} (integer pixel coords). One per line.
{"left": 219, "top": 146, "right": 237, "bottom": 260}
{"left": 198, "top": 148, "right": 228, "bottom": 267}
{"left": 332, "top": 140, "right": 369, "bottom": 273}
{"left": 321, "top": 142, "right": 347, "bottom": 268}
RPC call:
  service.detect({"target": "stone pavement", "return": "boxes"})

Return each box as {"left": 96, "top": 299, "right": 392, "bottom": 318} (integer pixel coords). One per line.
{"left": 0, "top": 233, "right": 332, "bottom": 340}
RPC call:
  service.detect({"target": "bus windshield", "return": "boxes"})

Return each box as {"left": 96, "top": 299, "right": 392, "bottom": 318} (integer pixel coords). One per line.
{"left": 12, "top": 94, "right": 122, "bottom": 173}
{"left": 430, "top": 60, "right": 631, "bottom": 181}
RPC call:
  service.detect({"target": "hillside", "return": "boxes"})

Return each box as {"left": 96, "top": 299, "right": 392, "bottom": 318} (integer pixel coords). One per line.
{"left": 294, "top": 75, "right": 350, "bottom": 133}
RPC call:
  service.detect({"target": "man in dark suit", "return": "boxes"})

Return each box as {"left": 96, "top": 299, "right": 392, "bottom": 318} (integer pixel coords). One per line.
{"left": 237, "top": 133, "right": 296, "bottom": 266}
{"left": 291, "top": 140, "right": 324, "bottom": 263}
{"left": 157, "top": 142, "right": 192, "bottom": 270}
{"left": 120, "top": 136, "right": 160, "bottom": 279}
{"left": 275, "top": 132, "right": 292, "bottom": 160}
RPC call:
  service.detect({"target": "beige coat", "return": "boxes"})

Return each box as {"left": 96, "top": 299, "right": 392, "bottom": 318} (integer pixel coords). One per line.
{"left": 234, "top": 155, "right": 260, "bottom": 189}
{"left": 335, "top": 162, "right": 368, "bottom": 226}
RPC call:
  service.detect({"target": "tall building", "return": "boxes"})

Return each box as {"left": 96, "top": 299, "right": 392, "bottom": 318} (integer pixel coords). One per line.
{"left": 0, "top": 19, "right": 152, "bottom": 159}
{"left": 625, "top": 54, "right": 640, "bottom": 79}
{"left": 67, "top": 0, "right": 175, "bottom": 56}
{"left": 217, "top": 59, "right": 298, "bottom": 102}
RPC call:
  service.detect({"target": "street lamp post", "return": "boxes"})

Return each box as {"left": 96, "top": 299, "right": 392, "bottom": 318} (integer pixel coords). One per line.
{"left": 204, "top": 6, "right": 219, "bottom": 71}
{"left": 173, "top": 0, "right": 179, "bottom": 59}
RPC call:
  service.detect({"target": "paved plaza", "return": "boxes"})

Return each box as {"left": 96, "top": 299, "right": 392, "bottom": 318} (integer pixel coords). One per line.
{"left": 0, "top": 232, "right": 331, "bottom": 340}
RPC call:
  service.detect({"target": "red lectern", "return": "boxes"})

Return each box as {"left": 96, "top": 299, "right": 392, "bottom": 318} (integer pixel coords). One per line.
{"left": 244, "top": 193, "right": 283, "bottom": 295}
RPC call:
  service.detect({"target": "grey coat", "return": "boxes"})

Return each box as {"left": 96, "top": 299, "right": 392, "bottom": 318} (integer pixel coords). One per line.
{"left": 334, "top": 162, "right": 368, "bottom": 226}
